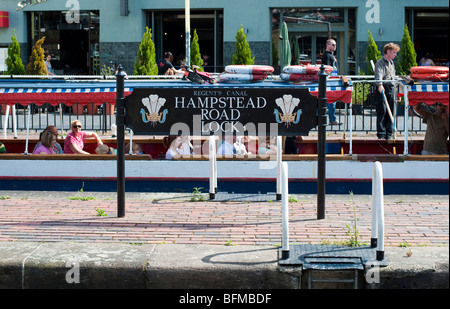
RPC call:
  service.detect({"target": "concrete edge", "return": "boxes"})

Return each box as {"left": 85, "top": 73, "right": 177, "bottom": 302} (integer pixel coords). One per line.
{"left": 0, "top": 242, "right": 448, "bottom": 289}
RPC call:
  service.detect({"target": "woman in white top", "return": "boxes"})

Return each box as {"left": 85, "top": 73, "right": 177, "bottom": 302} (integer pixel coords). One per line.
{"left": 165, "top": 135, "right": 183, "bottom": 159}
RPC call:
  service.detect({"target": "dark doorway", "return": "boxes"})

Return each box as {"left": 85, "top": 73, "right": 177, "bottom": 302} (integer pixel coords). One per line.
{"left": 149, "top": 10, "right": 223, "bottom": 72}
{"left": 60, "top": 30, "right": 89, "bottom": 75}
{"left": 407, "top": 9, "right": 449, "bottom": 66}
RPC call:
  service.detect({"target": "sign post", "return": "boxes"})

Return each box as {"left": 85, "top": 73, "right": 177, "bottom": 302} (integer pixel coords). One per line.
{"left": 116, "top": 66, "right": 126, "bottom": 218}
{"left": 317, "top": 65, "right": 327, "bottom": 220}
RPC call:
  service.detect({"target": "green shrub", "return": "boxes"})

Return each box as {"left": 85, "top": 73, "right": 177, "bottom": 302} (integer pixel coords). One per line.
{"left": 232, "top": 25, "right": 255, "bottom": 65}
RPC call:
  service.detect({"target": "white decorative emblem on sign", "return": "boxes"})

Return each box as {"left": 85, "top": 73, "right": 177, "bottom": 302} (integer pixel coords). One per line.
{"left": 274, "top": 95, "right": 302, "bottom": 127}
{"left": 140, "top": 94, "right": 168, "bottom": 126}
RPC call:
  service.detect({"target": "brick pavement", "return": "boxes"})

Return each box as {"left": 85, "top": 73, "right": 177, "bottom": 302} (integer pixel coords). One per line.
{"left": 0, "top": 192, "right": 448, "bottom": 247}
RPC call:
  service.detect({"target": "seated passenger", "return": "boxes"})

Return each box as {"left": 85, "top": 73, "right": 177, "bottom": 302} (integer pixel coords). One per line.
{"left": 32, "top": 130, "right": 58, "bottom": 154}
{"left": 64, "top": 120, "right": 103, "bottom": 154}
{"left": 164, "top": 135, "right": 183, "bottom": 160}
{"left": 233, "top": 136, "right": 249, "bottom": 155}
{"left": 414, "top": 102, "right": 449, "bottom": 155}
{"left": 95, "top": 144, "right": 116, "bottom": 154}
{"left": 180, "top": 136, "right": 193, "bottom": 155}
{"left": 257, "top": 136, "right": 279, "bottom": 156}
{"left": 217, "top": 135, "right": 235, "bottom": 155}
{"left": 32, "top": 126, "right": 63, "bottom": 154}
{"left": 126, "top": 143, "right": 144, "bottom": 155}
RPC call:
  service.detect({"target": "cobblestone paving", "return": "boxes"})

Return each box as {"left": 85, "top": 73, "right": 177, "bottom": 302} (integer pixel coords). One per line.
{"left": 0, "top": 191, "right": 448, "bottom": 247}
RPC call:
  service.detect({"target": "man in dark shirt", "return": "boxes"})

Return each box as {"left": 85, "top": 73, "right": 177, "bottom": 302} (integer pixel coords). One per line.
{"left": 321, "top": 39, "right": 339, "bottom": 125}
{"left": 157, "top": 52, "right": 183, "bottom": 75}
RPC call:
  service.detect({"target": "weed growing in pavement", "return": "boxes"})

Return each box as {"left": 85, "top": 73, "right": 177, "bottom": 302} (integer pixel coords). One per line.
{"left": 288, "top": 196, "right": 299, "bottom": 203}
{"left": 399, "top": 241, "right": 410, "bottom": 248}
{"left": 95, "top": 208, "right": 107, "bottom": 217}
{"left": 190, "top": 187, "right": 206, "bottom": 202}
{"left": 68, "top": 196, "right": 96, "bottom": 201}
{"left": 0, "top": 196, "right": 11, "bottom": 200}
{"left": 225, "top": 239, "right": 235, "bottom": 246}
{"left": 346, "top": 191, "right": 362, "bottom": 247}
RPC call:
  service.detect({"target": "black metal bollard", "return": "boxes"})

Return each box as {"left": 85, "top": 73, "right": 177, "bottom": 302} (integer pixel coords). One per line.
{"left": 116, "top": 65, "right": 126, "bottom": 218}
{"left": 317, "top": 64, "right": 327, "bottom": 220}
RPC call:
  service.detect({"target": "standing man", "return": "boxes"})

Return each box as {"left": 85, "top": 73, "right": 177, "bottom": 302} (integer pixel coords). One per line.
{"left": 374, "top": 43, "right": 400, "bottom": 140}
{"left": 321, "top": 39, "right": 339, "bottom": 125}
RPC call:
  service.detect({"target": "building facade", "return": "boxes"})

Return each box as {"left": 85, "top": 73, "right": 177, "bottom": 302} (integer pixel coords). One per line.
{"left": 0, "top": 0, "right": 448, "bottom": 75}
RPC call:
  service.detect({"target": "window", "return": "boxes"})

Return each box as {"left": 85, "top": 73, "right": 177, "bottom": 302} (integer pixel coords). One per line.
{"left": 28, "top": 10, "right": 100, "bottom": 75}
{"left": 272, "top": 8, "right": 356, "bottom": 75}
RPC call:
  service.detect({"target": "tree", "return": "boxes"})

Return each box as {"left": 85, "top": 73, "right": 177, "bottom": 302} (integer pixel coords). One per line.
{"left": 232, "top": 25, "right": 255, "bottom": 65}
{"left": 398, "top": 24, "right": 417, "bottom": 75}
{"left": 26, "top": 37, "right": 48, "bottom": 75}
{"left": 134, "top": 27, "right": 158, "bottom": 75}
{"left": 365, "top": 30, "right": 381, "bottom": 75}
{"left": 4, "top": 29, "right": 26, "bottom": 75}
{"left": 190, "top": 29, "right": 204, "bottom": 71}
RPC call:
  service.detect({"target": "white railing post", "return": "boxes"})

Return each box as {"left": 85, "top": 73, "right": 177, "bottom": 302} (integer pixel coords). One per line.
{"left": 3, "top": 105, "right": 10, "bottom": 139}
{"left": 12, "top": 105, "right": 17, "bottom": 139}
{"left": 209, "top": 136, "right": 216, "bottom": 199}
{"left": 281, "top": 162, "right": 290, "bottom": 259}
{"left": 24, "top": 107, "right": 31, "bottom": 155}
{"left": 213, "top": 138, "right": 217, "bottom": 193}
{"left": 349, "top": 97, "right": 353, "bottom": 155}
{"left": 276, "top": 136, "right": 282, "bottom": 200}
{"left": 129, "top": 130, "right": 134, "bottom": 155}
{"left": 371, "top": 161, "right": 385, "bottom": 261}
{"left": 403, "top": 85, "right": 410, "bottom": 155}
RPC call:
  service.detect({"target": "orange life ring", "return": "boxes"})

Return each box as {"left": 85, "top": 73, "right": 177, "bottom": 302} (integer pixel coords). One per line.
{"left": 410, "top": 66, "right": 449, "bottom": 74}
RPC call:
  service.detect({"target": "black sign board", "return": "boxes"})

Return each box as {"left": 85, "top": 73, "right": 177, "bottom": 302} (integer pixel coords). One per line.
{"left": 125, "top": 86, "right": 318, "bottom": 136}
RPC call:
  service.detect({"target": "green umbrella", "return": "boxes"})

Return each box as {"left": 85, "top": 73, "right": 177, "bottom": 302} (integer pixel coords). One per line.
{"left": 279, "top": 22, "right": 291, "bottom": 70}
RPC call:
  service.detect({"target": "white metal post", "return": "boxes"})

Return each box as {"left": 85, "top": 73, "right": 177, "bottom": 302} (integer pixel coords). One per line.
{"left": 349, "top": 99, "right": 353, "bottom": 155}
{"left": 129, "top": 130, "right": 134, "bottom": 155}
{"left": 2, "top": 105, "right": 10, "bottom": 139}
{"left": 372, "top": 161, "right": 385, "bottom": 261}
{"left": 281, "top": 162, "right": 290, "bottom": 259}
{"left": 276, "top": 136, "right": 282, "bottom": 200}
{"left": 371, "top": 163, "right": 379, "bottom": 248}
{"left": 12, "top": 105, "right": 17, "bottom": 139}
{"left": 403, "top": 85, "right": 410, "bottom": 155}
{"left": 24, "top": 107, "right": 31, "bottom": 155}
{"left": 209, "top": 136, "right": 216, "bottom": 199}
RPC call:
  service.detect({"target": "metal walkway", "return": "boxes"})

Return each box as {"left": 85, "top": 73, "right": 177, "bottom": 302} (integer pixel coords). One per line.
{"left": 278, "top": 244, "right": 388, "bottom": 289}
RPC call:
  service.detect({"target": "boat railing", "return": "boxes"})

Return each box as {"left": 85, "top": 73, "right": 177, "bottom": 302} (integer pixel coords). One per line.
{"left": 0, "top": 152, "right": 447, "bottom": 163}
{"left": 1, "top": 76, "right": 428, "bottom": 135}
